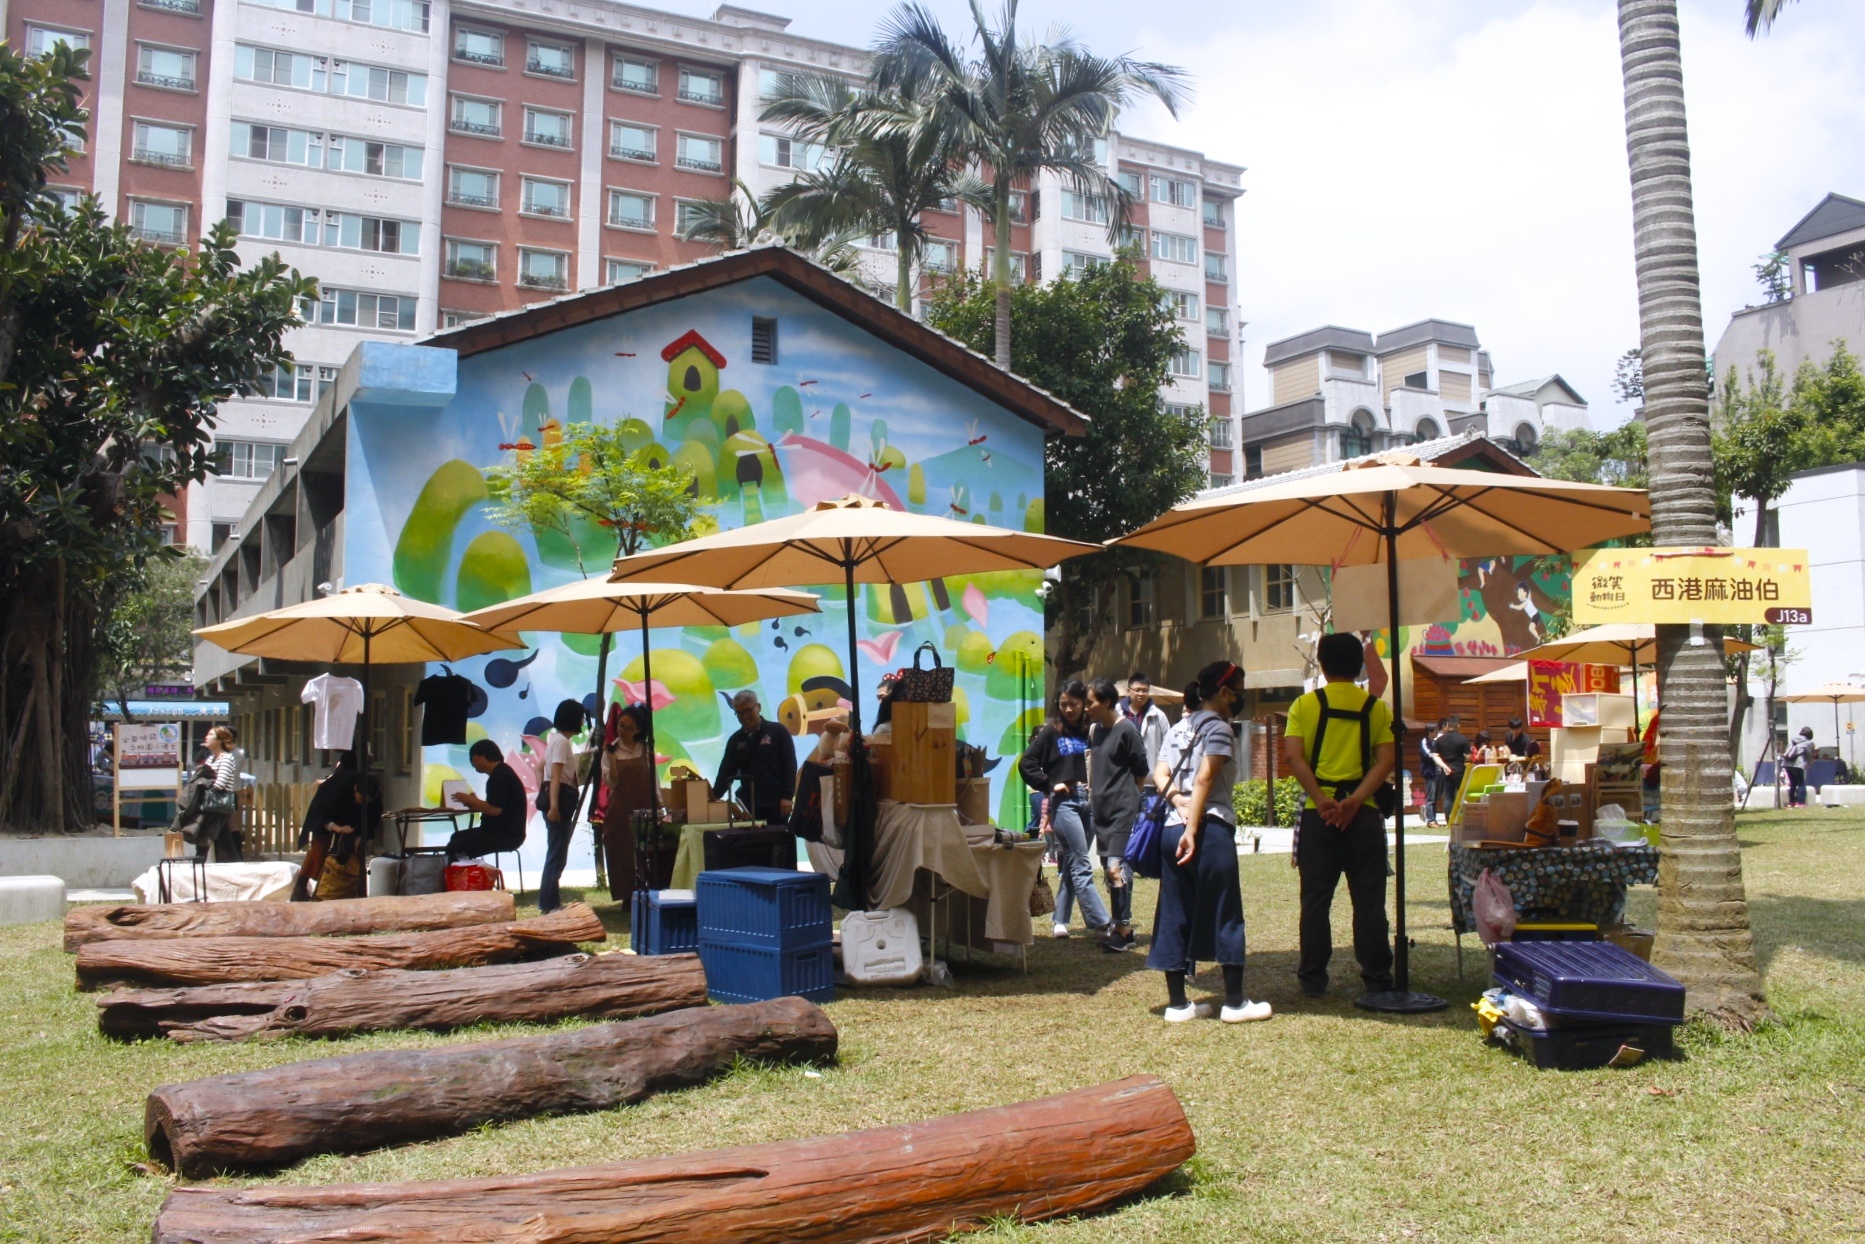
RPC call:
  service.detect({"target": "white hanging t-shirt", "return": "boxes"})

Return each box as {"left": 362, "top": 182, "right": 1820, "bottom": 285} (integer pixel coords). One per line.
{"left": 301, "top": 674, "right": 366, "bottom": 751}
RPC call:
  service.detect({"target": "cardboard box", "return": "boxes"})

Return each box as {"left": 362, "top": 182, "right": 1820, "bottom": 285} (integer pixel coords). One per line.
{"left": 1549, "top": 726, "right": 1633, "bottom": 768}
{"left": 673, "top": 778, "right": 712, "bottom": 824}
{"left": 1561, "top": 693, "right": 1638, "bottom": 730}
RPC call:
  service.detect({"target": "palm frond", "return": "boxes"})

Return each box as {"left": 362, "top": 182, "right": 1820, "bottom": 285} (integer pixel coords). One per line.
{"left": 1745, "top": 0, "right": 1797, "bottom": 37}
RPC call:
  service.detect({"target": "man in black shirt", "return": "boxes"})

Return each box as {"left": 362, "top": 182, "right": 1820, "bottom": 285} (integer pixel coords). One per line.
{"left": 446, "top": 739, "right": 529, "bottom": 859}
{"left": 1432, "top": 716, "right": 1472, "bottom": 821}
{"left": 713, "top": 690, "right": 796, "bottom": 824}
{"left": 1504, "top": 717, "right": 1541, "bottom": 764}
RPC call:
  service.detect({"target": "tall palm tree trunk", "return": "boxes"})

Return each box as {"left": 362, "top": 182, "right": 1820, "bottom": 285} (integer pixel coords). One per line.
{"left": 992, "top": 187, "right": 1014, "bottom": 369}
{"left": 895, "top": 228, "right": 914, "bottom": 314}
{"left": 1616, "top": 0, "right": 1766, "bottom": 1026}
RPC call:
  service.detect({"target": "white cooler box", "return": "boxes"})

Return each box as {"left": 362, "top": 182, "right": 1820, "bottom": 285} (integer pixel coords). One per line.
{"left": 838, "top": 908, "right": 922, "bottom": 986}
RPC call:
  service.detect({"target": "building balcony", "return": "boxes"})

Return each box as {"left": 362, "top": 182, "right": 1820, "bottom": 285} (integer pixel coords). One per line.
{"left": 136, "top": 71, "right": 196, "bottom": 91}
{"left": 675, "top": 154, "right": 723, "bottom": 173}
{"left": 139, "top": 0, "right": 202, "bottom": 12}
{"left": 677, "top": 88, "right": 723, "bottom": 106}
{"left": 448, "top": 191, "right": 497, "bottom": 209}
{"left": 610, "top": 145, "right": 656, "bottom": 163}
{"left": 523, "top": 130, "right": 571, "bottom": 148}
{"left": 132, "top": 224, "right": 187, "bottom": 246}
{"left": 526, "top": 58, "right": 574, "bottom": 78}
{"left": 614, "top": 77, "right": 658, "bottom": 96}
{"left": 517, "top": 271, "right": 567, "bottom": 290}
{"left": 522, "top": 202, "right": 569, "bottom": 218}
{"left": 132, "top": 148, "right": 191, "bottom": 168}
{"left": 450, "top": 120, "right": 501, "bottom": 138}
{"left": 444, "top": 260, "right": 496, "bottom": 282}
{"left": 454, "top": 49, "right": 504, "bottom": 67}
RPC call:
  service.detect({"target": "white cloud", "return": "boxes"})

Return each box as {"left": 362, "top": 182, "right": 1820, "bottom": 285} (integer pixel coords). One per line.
{"left": 726, "top": 0, "right": 1862, "bottom": 426}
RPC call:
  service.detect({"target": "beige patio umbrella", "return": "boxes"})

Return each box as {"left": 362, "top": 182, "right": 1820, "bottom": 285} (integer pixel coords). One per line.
{"left": 1516, "top": 622, "right": 1758, "bottom": 718}
{"left": 1466, "top": 661, "right": 1529, "bottom": 684}
{"left": 1779, "top": 682, "right": 1865, "bottom": 755}
{"left": 463, "top": 581, "right": 822, "bottom": 831}
{"left": 1117, "top": 452, "right": 1650, "bottom": 1013}
{"left": 608, "top": 494, "right": 1100, "bottom": 908}
{"left": 195, "top": 582, "right": 521, "bottom": 771}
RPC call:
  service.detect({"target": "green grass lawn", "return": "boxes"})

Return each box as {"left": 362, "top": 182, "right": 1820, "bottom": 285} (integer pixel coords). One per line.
{"left": 3, "top": 808, "right": 1862, "bottom": 1243}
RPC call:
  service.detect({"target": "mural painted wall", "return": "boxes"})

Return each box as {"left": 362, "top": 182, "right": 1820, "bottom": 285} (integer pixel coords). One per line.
{"left": 342, "top": 277, "right": 1050, "bottom": 868}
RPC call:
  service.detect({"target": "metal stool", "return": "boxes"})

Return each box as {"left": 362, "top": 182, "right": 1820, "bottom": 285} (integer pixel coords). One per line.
{"left": 156, "top": 856, "right": 209, "bottom": 903}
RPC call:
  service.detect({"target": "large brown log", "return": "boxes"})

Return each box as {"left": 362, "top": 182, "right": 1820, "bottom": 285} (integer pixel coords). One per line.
{"left": 64, "top": 892, "right": 515, "bottom": 952}
{"left": 76, "top": 903, "right": 605, "bottom": 991}
{"left": 151, "top": 1076, "right": 1193, "bottom": 1244}
{"left": 146, "top": 997, "right": 834, "bottom": 1178}
{"left": 97, "top": 952, "right": 708, "bottom": 1042}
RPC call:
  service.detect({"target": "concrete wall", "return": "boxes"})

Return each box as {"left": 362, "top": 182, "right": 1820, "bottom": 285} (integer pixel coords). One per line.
{"left": 1768, "top": 465, "right": 1865, "bottom": 768}
{"left": 0, "top": 833, "right": 170, "bottom": 889}
{"left": 1713, "top": 282, "right": 1865, "bottom": 387}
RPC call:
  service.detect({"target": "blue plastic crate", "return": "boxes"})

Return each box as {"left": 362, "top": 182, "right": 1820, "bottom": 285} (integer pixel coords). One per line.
{"left": 1493, "top": 940, "right": 1685, "bottom": 1025}
{"left": 630, "top": 889, "right": 699, "bottom": 956}
{"left": 696, "top": 867, "right": 832, "bottom": 950}
{"left": 698, "top": 937, "right": 836, "bottom": 1004}
{"left": 1493, "top": 1019, "right": 1677, "bottom": 1069}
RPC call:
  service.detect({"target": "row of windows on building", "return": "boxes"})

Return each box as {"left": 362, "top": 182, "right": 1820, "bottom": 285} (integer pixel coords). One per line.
{"left": 1122, "top": 564, "right": 1299, "bottom": 629}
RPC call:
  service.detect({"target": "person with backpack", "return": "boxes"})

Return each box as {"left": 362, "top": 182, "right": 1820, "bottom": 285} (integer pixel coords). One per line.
{"left": 1148, "top": 661, "right": 1271, "bottom": 1024}
{"left": 1283, "top": 632, "right": 1396, "bottom": 998}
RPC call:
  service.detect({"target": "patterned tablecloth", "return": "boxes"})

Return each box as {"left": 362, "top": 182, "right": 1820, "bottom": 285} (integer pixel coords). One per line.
{"left": 1448, "top": 840, "right": 1659, "bottom": 933}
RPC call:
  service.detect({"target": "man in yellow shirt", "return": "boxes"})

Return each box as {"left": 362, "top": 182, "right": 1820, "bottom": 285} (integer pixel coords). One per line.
{"left": 1283, "top": 632, "right": 1396, "bottom": 998}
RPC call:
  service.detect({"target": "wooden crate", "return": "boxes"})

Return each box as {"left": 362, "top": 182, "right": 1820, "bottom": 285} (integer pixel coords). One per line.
{"left": 876, "top": 701, "right": 956, "bottom": 805}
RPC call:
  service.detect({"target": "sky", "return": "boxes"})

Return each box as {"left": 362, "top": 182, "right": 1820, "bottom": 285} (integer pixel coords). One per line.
{"left": 675, "top": 0, "right": 1863, "bottom": 427}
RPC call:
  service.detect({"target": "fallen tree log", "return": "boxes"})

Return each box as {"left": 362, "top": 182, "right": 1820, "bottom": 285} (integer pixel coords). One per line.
{"left": 151, "top": 1076, "right": 1192, "bottom": 1244}
{"left": 64, "top": 892, "right": 515, "bottom": 952}
{"left": 146, "top": 996, "right": 834, "bottom": 1178}
{"left": 97, "top": 951, "right": 707, "bottom": 1042}
{"left": 77, "top": 903, "right": 605, "bottom": 991}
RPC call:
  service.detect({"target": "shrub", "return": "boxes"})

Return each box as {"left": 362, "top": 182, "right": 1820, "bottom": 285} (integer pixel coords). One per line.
{"left": 1233, "top": 777, "right": 1303, "bottom": 827}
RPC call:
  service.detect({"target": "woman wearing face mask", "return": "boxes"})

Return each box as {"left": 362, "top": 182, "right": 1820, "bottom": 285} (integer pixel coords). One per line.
{"left": 1149, "top": 661, "right": 1271, "bottom": 1024}
{"left": 1020, "top": 679, "right": 1118, "bottom": 948}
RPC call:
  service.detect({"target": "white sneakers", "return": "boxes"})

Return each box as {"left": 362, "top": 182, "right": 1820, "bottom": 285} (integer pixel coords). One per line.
{"left": 1164, "top": 1000, "right": 1274, "bottom": 1023}
{"left": 1163, "top": 1002, "right": 1214, "bottom": 1022}
{"left": 1221, "top": 1001, "right": 1274, "bottom": 1023}
{"left": 1052, "top": 922, "right": 1071, "bottom": 939}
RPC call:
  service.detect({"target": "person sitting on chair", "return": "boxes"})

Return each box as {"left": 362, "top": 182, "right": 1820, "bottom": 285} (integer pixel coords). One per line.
{"left": 446, "top": 739, "right": 528, "bottom": 861}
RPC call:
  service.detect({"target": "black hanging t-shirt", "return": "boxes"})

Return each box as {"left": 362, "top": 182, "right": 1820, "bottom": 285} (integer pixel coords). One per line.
{"left": 413, "top": 672, "right": 475, "bottom": 745}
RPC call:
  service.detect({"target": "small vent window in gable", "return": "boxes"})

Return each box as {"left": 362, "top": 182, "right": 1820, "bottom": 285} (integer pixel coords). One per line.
{"left": 751, "top": 316, "right": 778, "bottom": 365}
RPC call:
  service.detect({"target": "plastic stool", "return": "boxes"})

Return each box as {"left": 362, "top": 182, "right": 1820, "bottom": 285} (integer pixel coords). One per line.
{"left": 490, "top": 850, "right": 525, "bottom": 895}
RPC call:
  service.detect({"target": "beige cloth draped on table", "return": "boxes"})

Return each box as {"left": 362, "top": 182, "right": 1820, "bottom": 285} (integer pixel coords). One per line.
{"left": 866, "top": 801, "right": 1044, "bottom": 945}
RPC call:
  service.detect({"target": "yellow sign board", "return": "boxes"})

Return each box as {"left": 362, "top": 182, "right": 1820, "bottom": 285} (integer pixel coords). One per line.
{"left": 1572, "top": 547, "right": 1812, "bottom": 625}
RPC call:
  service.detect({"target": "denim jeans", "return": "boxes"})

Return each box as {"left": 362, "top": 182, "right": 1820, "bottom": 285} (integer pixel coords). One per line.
{"left": 537, "top": 813, "right": 575, "bottom": 913}
{"left": 1048, "top": 796, "right": 1112, "bottom": 932}
{"left": 1786, "top": 766, "right": 1807, "bottom": 807}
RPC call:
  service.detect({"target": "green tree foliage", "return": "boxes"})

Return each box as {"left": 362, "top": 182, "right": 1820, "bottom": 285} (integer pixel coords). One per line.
{"left": 759, "top": 74, "right": 985, "bottom": 311}
{"left": 1752, "top": 249, "right": 1793, "bottom": 303}
{"left": 1526, "top": 421, "right": 1649, "bottom": 490}
{"left": 874, "top": 0, "right": 1188, "bottom": 368}
{"left": 1714, "top": 344, "right": 1865, "bottom": 541}
{"left": 485, "top": 422, "right": 704, "bottom": 573}
{"left": 926, "top": 255, "right": 1206, "bottom": 680}
{"left": 96, "top": 549, "right": 208, "bottom": 717}
{"left": 0, "top": 45, "right": 313, "bottom": 830}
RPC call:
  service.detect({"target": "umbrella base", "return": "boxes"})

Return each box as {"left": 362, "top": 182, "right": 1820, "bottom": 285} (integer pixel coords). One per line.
{"left": 1354, "top": 989, "right": 1450, "bottom": 1014}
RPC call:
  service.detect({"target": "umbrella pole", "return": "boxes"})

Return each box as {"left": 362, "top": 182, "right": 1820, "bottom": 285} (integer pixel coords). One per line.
{"left": 835, "top": 555, "right": 872, "bottom": 912}
{"left": 638, "top": 609, "right": 664, "bottom": 897}
{"left": 1357, "top": 498, "right": 1448, "bottom": 1015}
{"left": 582, "top": 630, "right": 612, "bottom": 893}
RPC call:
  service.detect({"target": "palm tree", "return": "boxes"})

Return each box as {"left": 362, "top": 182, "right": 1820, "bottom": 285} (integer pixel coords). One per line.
{"left": 759, "top": 74, "right": 984, "bottom": 313}
{"left": 677, "top": 177, "right": 872, "bottom": 286}
{"left": 873, "top": 0, "right": 1188, "bottom": 369}
{"left": 1745, "top": 0, "right": 1798, "bottom": 36}
{"left": 1615, "top": 0, "right": 1767, "bottom": 1026}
